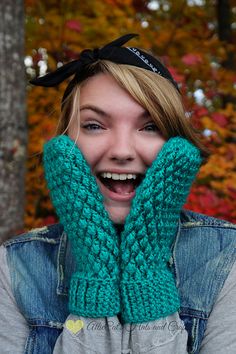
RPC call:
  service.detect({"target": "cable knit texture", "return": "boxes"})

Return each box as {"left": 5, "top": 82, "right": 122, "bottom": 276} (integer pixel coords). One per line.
{"left": 43, "top": 135, "right": 120, "bottom": 317}
{"left": 120, "top": 137, "right": 202, "bottom": 323}
{"left": 43, "top": 134, "right": 202, "bottom": 323}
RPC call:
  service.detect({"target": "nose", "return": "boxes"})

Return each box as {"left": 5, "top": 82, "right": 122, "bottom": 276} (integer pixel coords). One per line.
{"left": 108, "top": 131, "right": 136, "bottom": 162}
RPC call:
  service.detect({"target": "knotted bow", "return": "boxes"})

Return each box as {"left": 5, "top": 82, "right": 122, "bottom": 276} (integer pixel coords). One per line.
{"left": 30, "top": 33, "right": 179, "bottom": 105}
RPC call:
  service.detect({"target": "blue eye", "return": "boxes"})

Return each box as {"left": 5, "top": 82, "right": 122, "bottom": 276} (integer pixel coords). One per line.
{"left": 82, "top": 123, "right": 159, "bottom": 132}
{"left": 144, "top": 124, "right": 159, "bottom": 132}
{"left": 82, "top": 123, "right": 102, "bottom": 130}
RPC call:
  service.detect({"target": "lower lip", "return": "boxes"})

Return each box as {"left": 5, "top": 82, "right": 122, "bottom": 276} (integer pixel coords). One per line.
{"left": 96, "top": 177, "right": 136, "bottom": 202}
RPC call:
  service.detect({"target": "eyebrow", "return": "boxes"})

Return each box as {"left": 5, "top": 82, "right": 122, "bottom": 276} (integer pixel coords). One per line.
{"left": 80, "top": 104, "right": 150, "bottom": 119}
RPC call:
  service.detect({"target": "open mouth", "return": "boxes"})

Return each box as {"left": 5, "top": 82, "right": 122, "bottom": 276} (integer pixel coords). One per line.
{"left": 96, "top": 173, "right": 145, "bottom": 195}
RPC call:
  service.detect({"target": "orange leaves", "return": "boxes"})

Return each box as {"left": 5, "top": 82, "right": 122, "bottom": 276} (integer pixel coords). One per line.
{"left": 182, "top": 53, "right": 203, "bottom": 66}
{"left": 185, "top": 185, "right": 236, "bottom": 223}
{"left": 167, "top": 66, "right": 185, "bottom": 85}
{"left": 211, "top": 113, "right": 228, "bottom": 127}
{"left": 65, "top": 20, "right": 82, "bottom": 33}
{"left": 200, "top": 153, "right": 234, "bottom": 179}
{"left": 193, "top": 101, "right": 236, "bottom": 223}
{"left": 105, "top": 0, "right": 132, "bottom": 5}
{"left": 199, "top": 104, "right": 236, "bottom": 144}
{"left": 201, "top": 116, "right": 229, "bottom": 140}
{"left": 24, "top": 82, "right": 61, "bottom": 228}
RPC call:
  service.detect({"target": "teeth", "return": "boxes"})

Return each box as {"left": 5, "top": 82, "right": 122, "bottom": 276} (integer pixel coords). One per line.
{"left": 100, "top": 172, "right": 137, "bottom": 180}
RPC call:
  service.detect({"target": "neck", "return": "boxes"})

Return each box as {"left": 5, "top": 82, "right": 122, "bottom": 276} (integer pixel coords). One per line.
{"left": 114, "top": 223, "right": 124, "bottom": 233}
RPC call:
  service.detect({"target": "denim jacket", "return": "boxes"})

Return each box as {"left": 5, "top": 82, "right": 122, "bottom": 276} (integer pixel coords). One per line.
{"left": 4, "top": 210, "right": 236, "bottom": 354}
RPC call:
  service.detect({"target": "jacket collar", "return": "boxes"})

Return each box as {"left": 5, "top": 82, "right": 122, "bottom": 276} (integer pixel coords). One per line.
{"left": 57, "top": 230, "right": 76, "bottom": 296}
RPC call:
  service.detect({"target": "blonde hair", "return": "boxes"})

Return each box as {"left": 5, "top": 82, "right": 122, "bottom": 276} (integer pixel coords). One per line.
{"left": 55, "top": 60, "right": 210, "bottom": 160}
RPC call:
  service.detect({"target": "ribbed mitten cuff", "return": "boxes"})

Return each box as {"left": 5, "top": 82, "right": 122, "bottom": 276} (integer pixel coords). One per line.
{"left": 120, "top": 269, "right": 180, "bottom": 324}
{"left": 69, "top": 272, "right": 120, "bottom": 317}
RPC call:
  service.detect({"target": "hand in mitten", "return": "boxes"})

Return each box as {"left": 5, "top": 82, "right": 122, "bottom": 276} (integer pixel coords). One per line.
{"left": 120, "top": 137, "right": 202, "bottom": 323}
{"left": 43, "top": 135, "right": 120, "bottom": 317}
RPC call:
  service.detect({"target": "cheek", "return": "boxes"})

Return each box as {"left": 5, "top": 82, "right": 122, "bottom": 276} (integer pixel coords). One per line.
{"left": 76, "top": 142, "right": 96, "bottom": 166}
{"left": 75, "top": 139, "right": 105, "bottom": 172}
{"left": 142, "top": 139, "right": 166, "bottom": 165}
{"left": 68, "top": 125, "right": 108, "bottom": 171}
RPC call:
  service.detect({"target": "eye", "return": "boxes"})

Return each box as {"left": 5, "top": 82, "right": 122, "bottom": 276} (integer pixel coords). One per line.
{"left": 143, "top": 123, "right": 159, "bottom": 132}
{"left": 82, "top": 123, "right": 103, "bottom": 130}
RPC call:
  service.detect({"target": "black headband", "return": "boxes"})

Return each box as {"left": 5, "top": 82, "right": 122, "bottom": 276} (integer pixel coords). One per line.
{"left": 30, "top": 33, "right": 179, "bottom": 106}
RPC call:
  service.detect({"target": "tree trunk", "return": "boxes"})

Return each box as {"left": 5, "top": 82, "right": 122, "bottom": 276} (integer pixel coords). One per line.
{"left": 0, "top": 0, "right": 27, "bottom": 244}
{"left": 217, "top": 0, "right": 235, "bottom": 70}
{"left": 217, "top": 0, "right": 236, "bottom": 106}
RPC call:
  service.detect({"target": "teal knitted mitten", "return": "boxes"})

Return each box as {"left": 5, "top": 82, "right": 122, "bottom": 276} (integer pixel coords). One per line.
{"left": 43, "top": 135, "right": 120, "bottom": 317}
{"left": 120, "top": 137, "right": 202, "bottom": 323}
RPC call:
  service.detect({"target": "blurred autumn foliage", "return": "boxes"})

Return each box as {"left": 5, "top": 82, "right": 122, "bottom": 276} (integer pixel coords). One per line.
{"left": 24, "top": 0, "right": 236, "bottom": 229}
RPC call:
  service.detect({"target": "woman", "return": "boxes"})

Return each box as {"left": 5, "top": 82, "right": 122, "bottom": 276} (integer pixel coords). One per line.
{"left": 0, "top": 34, "right": 236, "bottom": 354}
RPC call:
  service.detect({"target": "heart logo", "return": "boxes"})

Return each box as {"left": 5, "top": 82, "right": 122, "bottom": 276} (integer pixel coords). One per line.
{"left": 65, "top": 319, "right": 84, "bottom": 334}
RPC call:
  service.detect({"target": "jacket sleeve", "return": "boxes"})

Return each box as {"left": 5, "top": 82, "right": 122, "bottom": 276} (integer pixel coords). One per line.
{"left": 200, "top": 260, "right": 236, "bottom": 354}
{"left": 0, "top": 245, "right": 29, "bottom": 353}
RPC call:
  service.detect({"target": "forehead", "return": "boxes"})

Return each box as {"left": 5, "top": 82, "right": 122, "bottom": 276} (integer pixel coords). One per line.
{"left": 79, "top": 73, "right": 147, "bottom": 116}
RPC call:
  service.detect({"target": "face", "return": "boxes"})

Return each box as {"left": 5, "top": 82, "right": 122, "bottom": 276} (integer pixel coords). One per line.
{"left": 68, "top": 73, "right": 165, "bottom": 224}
